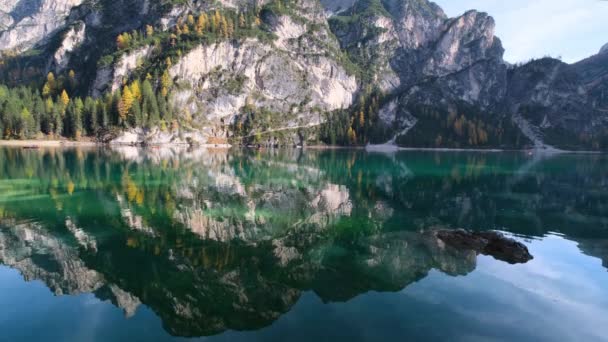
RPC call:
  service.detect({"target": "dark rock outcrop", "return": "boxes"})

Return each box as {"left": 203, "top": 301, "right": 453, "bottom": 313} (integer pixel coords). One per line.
{"left": 436, "top": 229, "right": 533, "bottom": 264}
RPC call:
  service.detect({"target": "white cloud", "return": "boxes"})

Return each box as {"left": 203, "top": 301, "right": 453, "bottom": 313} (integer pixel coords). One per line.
{"left": 434, "top": 0, "right": 608, "bottom": 63}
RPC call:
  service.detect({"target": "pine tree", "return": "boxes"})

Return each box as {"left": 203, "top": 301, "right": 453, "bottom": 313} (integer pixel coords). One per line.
{"left": 158, "top": 93, "right": 170, "bottom": 121}
{"left": 32, "top": 96, "right": 45, "bottom": 134}
{"left": 142, "top": 80, "right": 160, "bottom": 127}
{"left": 130, "top": 101, "right": 142, "bottom": 127}
{"left": 99, "top": 97, "right": 110, "bottom": 128}
{"left": 84, "top": 97, "right": 97, "bottom": 134}
{"left": 44, "top": 97, "right": 53, "bottom": 112}
{"left": 52, "top": 103, "right": 63, "bottom": 137}
{"left": 72, "top": 98, "right": 84, "bottom": 139}
{"left": 19, "top": 108, "right": 34, "bottom": 138}
{"left": 68, "top": 70, "right": 76, "bottom": 91}
{"left": 111, "top": 90, "right": 121, "bottom": 126}
{"left": 161, "top": 70, "right": 172, "bottom": 97}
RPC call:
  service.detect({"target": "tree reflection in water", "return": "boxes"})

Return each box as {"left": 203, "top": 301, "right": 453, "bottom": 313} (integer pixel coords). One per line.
{"left": 0, "top": 146, "right": 606, "bottom": 337}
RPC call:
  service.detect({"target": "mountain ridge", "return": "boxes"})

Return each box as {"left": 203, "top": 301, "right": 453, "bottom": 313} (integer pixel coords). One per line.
{"left": 0, "top": 0, "right": 606, "bottom": 150}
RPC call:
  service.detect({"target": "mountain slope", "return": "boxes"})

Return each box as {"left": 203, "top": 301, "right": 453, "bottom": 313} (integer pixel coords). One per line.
{"left": 0, "top": 0, "right": 607, "bottom": 150}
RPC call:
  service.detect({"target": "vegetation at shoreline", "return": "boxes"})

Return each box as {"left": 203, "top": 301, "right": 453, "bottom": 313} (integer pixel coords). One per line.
{"left": 0, "top": 71, "right": 175, "bottom": 140}
{"left": 0, "top": 4, "right": 274, "bottom": 141}
{"left": 1, "top": 0, "right": 606, "bottom": 150}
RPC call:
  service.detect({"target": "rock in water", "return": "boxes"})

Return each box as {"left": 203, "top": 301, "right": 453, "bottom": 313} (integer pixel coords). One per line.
{"left": 436, "top": 229, "right": 533, "bottom": 264}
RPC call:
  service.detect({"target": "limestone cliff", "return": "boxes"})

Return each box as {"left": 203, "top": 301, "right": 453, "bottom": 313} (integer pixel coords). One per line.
{"left": 0, "top": 0, "right": 83, "bottom": 54}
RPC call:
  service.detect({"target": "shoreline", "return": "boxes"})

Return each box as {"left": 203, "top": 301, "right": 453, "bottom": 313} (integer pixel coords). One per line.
{"left": 0, "top": 140, "right": 603, "bottom": 154}
{"left": 0, "top": 140, "right": 98, "bottom": 147}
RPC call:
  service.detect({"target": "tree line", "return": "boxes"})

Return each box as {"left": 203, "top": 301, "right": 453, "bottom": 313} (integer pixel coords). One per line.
{"left": 0, "top": 70, "right": 175, "bottom": 140}
{"left": 0, "top": 1, "right": 304, "bottom": 141}
{"left": 320, "top": 87, "right": 386, "bottom": 145}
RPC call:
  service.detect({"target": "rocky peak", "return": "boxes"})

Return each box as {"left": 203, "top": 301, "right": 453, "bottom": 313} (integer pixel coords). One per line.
{"left": 600, "top": 42, "right": 608, "bottom": 55}
{"left": 425, "top": 10, "right": 503, "bottom": 76}
{"left": 387, "top": 0, "right": 447, "bottom": 49}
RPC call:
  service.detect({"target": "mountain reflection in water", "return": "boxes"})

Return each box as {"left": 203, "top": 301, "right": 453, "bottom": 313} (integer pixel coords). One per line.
{"left": 0, "top": 147, "right": 606, "bottom": 339}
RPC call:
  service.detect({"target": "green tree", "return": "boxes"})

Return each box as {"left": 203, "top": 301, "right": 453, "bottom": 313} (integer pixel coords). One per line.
{"left": 142, "top": 80, "right": 160, "bottom": 127}
{"left": 161, "top": 70, "right": 172, "bottom": 97}
{"left": 84, "top": 97, "right": 98, "bottom": 134}
{"left": 19, "top": 107, "right": 35, "bottom": 138}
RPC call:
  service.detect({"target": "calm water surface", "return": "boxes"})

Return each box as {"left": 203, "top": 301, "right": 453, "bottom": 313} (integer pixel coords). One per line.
{"left": 0, "top": 147, "right": 607, "bottom": 341}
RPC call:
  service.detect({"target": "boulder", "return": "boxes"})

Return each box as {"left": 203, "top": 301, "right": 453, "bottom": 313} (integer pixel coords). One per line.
{"left": 435, "top": 229, "right": 533, "bottom": 264}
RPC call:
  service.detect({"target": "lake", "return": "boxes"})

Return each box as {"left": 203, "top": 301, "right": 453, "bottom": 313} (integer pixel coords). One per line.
{"left": 0, "top": 146, "right": 607, "bottom": 341}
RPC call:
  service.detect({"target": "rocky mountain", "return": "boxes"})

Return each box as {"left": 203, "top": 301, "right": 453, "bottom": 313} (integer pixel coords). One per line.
{"left": 0, "top": 0, "right": 607, "bottom": 150}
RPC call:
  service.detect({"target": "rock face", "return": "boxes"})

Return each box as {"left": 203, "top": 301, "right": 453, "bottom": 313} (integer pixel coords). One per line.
{"left": 169, "top": 9, "right": 357, "bottom": 130}
{"left": 327, "top": 0, "right": 608, "bottom": 149}
{"left": 0, "top": 0, "right": 83, "bottom": 54}
{"left": 51, "top": 21, "right": 86, "bottom": 72}
{"left": 92, "top": 46, "right": 153, "bottom": 97}
{"left": 328, "top": 1, "right": 511, "bottom": 145}
{"left": 507, "top": 51, "right": 608, "bottom": 148}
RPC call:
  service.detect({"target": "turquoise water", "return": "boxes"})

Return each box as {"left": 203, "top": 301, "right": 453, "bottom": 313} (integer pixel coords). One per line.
{"left": 0, "top": 147, "right": 607, "bottom": 341}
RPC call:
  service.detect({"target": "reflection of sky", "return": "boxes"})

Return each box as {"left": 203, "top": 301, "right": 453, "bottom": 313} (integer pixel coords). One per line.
{"left": 1, "top": 235, "right": 607, "bottom": 341}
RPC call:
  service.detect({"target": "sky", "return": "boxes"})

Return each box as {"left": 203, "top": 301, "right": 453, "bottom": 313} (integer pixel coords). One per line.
{"left": 433, "top": 0, "right": 608, "bottom": 63}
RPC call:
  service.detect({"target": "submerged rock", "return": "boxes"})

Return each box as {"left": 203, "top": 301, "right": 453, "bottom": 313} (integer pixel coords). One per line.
{"left": 435, "top": 229, "right": 533, "bottom": 264}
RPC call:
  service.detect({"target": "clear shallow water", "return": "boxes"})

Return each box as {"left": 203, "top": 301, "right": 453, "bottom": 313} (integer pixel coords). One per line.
{"left": 0, "top": 147, "right": 607, "bottom": 341}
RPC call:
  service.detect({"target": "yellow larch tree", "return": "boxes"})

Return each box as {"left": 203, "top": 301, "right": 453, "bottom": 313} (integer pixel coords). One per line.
{"left": 60, "top": 90, "right": 70, "bottom": 107}
{"left": 119, "top": 86, "right": 134, "bottom": 121}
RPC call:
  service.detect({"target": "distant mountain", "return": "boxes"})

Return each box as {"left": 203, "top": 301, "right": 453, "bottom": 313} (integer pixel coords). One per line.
{"left": 0, "top": 0, "right": 606, "bottom": 150}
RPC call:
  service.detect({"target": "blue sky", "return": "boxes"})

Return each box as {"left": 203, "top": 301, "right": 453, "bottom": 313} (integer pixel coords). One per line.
{"left": 434, "top": 0, "right": 608, "bottom": 63}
